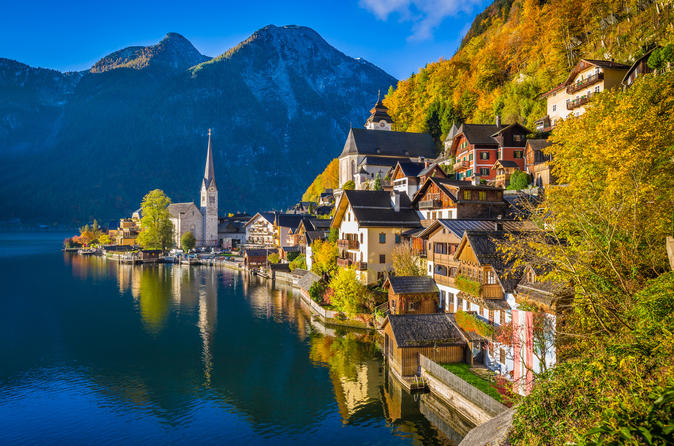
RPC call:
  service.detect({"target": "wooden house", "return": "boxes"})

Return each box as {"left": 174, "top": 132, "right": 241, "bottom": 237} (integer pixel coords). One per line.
{"left": 138, "top": 249, "right": 162, "bottom": 263}
{"left": 381, "top": 313, "right": 467, "bottom": 377}
{"left": 390, "top": 160, "right": 446, "bottom": 199}
{"left": 524, "top": 139, "right": 554, "bottom": 187}
{"left": 243, "top": 248, "right": 273, "bottom": 268}
{"left": 384, "top": 276, "right": 439, "bottom": 315}
{"left": 492, "top": 160, "right": 520, "bottom": 188}
{"left": 411, "top": 177, "right": 508, "bottom": 222}
{"left": 623, "top": 47, "right": 658, "bottom": 89}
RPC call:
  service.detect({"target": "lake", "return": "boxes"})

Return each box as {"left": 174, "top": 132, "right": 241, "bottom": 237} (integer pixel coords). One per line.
{"left": 0, "top": 233, "right": 469, "bottom": 445}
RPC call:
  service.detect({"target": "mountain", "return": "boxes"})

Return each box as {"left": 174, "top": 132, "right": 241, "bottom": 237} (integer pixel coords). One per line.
{"left": 0, "top": 25, "right": 396, "bottom": 224}
{"left": 382, "top": 0, "right": 672, "bottom": 139}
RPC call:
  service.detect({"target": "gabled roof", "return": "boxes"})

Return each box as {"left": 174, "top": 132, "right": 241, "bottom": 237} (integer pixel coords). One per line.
{"left": 444, "top": 122, "right": 460, "bottom": 142}
{"left": 385, "top": 276, "right": 439, "bottom": 294}
{"left": 418, "top": 162, "right": 446, "bottom": 178}
{"left": 275, "top": 213, "right": 305, "bottom": 230}
{"left": 340, "top": 128, "right": 436, "bottom": 158}
{"left": 455, "top": 230, "right": 525, "bottom": 293}
{"left": 383, "top": 314, "right": 466, "bottom": 347}
{"left": 622, "top": 47, "right": 658, "bottom": 85}
{"left": 526, "top": 139, "right": 551, "bottom": 151}
{"left": 417, "top": 219, "right": 528, "bottom": 239}
{"left": 411, "top": 177, "right": 506, "bottom": 205}
{"left": 357, "top": 156, "right": 402, "bottom": 168}
{"left": 365, "top": 97, "right": 394, "bottom": 126}
{"left": 393, "top": 161, "right": 426, "bottom": 178}
{"left": 490, "top": 122, "right": 531, "bottom": 137}
{"left": 563, "top": 58, "right": 630, "bottom": 86}
{"left": 332, "top": 190, "right": 420, "bottom": 228}
{"left": 245, "top": 212, "right": 276, "bottom": 227}
{"left": 305, "top": 230, "right": 329, "bottom": 244}
{"left": 493, "top": 160, "right": 519, "bottom": 169}
{"left": 168, "top": 202, "right": 200, "bottom": 218}
{"left": 458, "top": 123, "right": 501, "bottom": 146}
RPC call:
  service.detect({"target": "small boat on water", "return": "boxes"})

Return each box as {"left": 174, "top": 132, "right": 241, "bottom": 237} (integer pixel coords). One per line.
{"left": 78, "top": 249, "right": 97, "bottom": 256}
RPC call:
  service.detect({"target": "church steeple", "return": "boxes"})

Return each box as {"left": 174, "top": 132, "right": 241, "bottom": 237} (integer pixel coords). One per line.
{"left": 364, "top": 91, "right": 393, "bottom": 130}
{"left": 203, "top": 128, "right": 216, "bottom": 189}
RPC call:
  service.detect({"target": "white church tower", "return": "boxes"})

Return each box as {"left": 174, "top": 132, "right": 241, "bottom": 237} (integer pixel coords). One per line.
{"left": 200, "top": 129, "right": 219, "bottom": 247}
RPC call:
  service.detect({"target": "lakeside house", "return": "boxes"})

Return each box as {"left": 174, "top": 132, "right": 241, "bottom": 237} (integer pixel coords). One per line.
{"left": 331, "top": 190, "right": 421, "bottom": 285}
{"left": 536, "top": 59, "right": 630, "bottom": 131}
{"left": 245, "top": 212, "right": 276, "bottom": 246}
{"left": 384, "top": 276, "right": 440, "bottom": 315}
{"left": 381, "top": 313, "right": 467, "bottom": 378}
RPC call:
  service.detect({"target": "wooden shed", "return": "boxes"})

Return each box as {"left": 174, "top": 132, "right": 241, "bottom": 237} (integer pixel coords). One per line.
{"left": 384, "top": 276, "right": 440, "bottom": 315}
{"left": 243, "top": 248, "right": 272, "bottom": 268}
{"left": 382, "top": 313, "right": 467, "bottom": 377}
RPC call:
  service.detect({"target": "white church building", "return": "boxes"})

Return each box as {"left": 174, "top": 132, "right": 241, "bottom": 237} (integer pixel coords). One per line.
{"left": 168, "top": 129, "right": 219, "bottom": 248}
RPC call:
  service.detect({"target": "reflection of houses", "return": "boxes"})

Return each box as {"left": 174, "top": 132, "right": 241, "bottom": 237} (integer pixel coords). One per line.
{"left": 331, "top": 190, "right": 421, "bottom": 285}
{"left": 332, "top": 358, "right": 382, "bottom": 423}
{"left": 382, "top": 314, "right": 466, "bottom": 378}
{"left": 385, "top": 276, "right": 439, "bottom": 315}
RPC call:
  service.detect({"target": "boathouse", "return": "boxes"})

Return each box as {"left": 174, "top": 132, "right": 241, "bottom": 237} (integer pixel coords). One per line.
{"left": 244, "top": 248, "right": 273, "bottom": 268}
{"left": 384, "top": 276, "right": 439, "bottom": 315}
{"left": 382, "top": 313, "right": 466, "bottom": 377}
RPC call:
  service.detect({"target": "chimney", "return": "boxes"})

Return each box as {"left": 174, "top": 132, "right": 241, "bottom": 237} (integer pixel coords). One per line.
{"left": 495, "top": 115, "right": 501, "bottom": 127}
{"left": 391, "top": 191, "right": 401, "bottom": 212}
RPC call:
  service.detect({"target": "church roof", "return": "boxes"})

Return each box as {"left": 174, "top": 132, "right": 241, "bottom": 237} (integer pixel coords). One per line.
{"left": 168, "top": 202, "right": 200, "bottom": 218}
{"left": 364, "top": 94, "right": 393, "bottom": 126}
{"left": 340, "top": 128, "right": 436, "bottom": 158}
{"left": 203, "top": 129, "right": 216, "bottom": 189}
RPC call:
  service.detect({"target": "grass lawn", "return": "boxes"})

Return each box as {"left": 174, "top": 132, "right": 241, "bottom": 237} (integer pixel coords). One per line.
{"left": 441, "top": 363, "right": 504, "bottom": 403}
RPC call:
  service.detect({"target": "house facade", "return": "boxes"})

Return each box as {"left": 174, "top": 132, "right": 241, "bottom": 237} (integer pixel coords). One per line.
{"left": 536, "top": 59, "right": 630, "bottom": 131}
{"left": 524, "top": 139, "right": 554, "bottom": 187}
{"left": 331, "top": 190, "right": 420, "bottom": 285}
{"left": 245, "top": 212, "right": 275, "bottom": 246}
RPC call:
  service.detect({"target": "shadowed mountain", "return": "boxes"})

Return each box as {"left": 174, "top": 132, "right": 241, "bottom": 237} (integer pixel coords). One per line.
{"left": 0, "top": 26, "right": 396, "bottom": 224}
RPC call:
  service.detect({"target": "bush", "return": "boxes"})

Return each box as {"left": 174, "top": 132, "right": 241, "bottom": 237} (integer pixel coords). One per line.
{"left": 267, "top": 252, "right": 280, "bottom": 264}
{"left": 455, "top": 310, "right": 495, "bottom": 338}
{"left": 289, "top": 254, "right": 306, "bottom": 271}
{"left": 342, "top": 180, "right": 355, "bottom": 190}
{"left": 287, "top": 251, "right": 300, "bottom": 262}
{"left": 455, "top": 274, "right": 481, "bottom": 296}
{"left": 506, "top": 169, "right": 530, "bottom": 190}
{"left": 329, "top": 267, "right": 367, "bottom": 315}
{"left": 309, "top": 280, "right": 327, "bottom": 304}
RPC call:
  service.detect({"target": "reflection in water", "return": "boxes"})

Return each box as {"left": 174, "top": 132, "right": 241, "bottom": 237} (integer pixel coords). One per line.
{"left": 4, "top": 249, "right": 471, "bottom": 445}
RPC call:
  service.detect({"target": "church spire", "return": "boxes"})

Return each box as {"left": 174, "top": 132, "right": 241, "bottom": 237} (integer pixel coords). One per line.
{"left": 203, "top": 128, "right": 216, "bottom": 189}
{"left": 364, "top": 92, "right": 393, "bottom": 130}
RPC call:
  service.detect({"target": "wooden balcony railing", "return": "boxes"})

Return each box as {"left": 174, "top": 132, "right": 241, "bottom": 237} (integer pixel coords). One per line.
{"left": 337, "top": 239, "right": 359, "bottom": 250}
{"left": 566, "top": 72, "right": 603, "bottom": 94}
{"left": 453, "top": 160, "right": 469, "bottom": 171}
{"left": 419, "top": 198, "right": 442, "bottom": 209}
{"left": 433, "top": 273, "right": 455, "bottom": 287}
{"left": 566, "top": 93, "right": 593, "bottom": 110}
{"left": 337, "top": 258, "right": 353, "bottom": 268}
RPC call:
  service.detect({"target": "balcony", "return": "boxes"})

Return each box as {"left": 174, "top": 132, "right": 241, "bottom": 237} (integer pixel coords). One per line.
{"left": 535, "top": 115, "right": 552, "bottom": 132}
{"left": 566, "top": 72, "right": 603, "bottom": 94}
{"left": 337, "top": 258, "right": 353, "bottom": 268}
{"left": 419, "top": 198, "right": 442, "bottom": 209}
{"left": 456, "top": 274, "right": 504, "bottom": 299}
{"left": 566, "top": 93, "right": 593, "bottom": 110}
{"left": 337, "top": 239, "right": 359, "bottom": 250}
{"left": 453, "top": 160, "right": 469, "bottom": 171}
{"left": 356, "top": 261, "right": 367, "bottom": 271}
{"left": 434, "top": 273, "right": 455, "bottom": 287}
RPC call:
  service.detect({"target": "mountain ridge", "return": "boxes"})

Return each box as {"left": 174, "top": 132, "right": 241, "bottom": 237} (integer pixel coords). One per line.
{"left": 0, "top": 26, "right": 396, "bottom": 223}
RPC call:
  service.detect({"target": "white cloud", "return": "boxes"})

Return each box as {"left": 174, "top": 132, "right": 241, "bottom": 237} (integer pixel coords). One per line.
{"left": 359, "top": 0, "right": 482, "bottom": 41}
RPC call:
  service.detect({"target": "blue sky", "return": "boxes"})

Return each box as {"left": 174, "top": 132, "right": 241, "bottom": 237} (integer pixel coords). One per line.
{"left": 1, "top": 0, "right": 489, "bottom": 79}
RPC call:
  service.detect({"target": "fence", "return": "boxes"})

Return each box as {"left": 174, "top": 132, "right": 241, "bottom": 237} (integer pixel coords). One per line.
{"left": 420, "top": 355, "right": 507, "bottom": 417}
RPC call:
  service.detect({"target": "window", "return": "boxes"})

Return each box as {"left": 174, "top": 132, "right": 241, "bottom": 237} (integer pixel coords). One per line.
{"left": 513, "top": 134, "right": 523, "bottom": 142}
{"left": 479, "top": 168, "right": 489, "bottom": 176}
{"left": 489, "top": 309, "right": 494, "bottom": 322}
{"left": 463, "top": 190, "right": 472, "bottom": 200}
{"left": 499, "top": 348, "right": 505, "bottom": 364}
{"left": 514, "top": 150, "right": 524, "bottom": 159}
{"left": 552, "top": 104, "right": 557, "bottom": 112}
{"left": 360, "top": 233, "right": 363, "bottom": 243}
{"left": 395, "top": 233, "right": 400, "bottom": 244}
{"left": 379, "top": 254, "right": 386, "bottom": 264}
{"left": 595, "top": 85, "right": 600, "bottom": 93}
{"left": 408, "top": 301, "right": 420, "bottom": 311}
{"left": 480, "top": 152, "right": 489, "bottom": 160}
{"left": 488, "top": 271, "right": 496, "bottom": 284}
{"left": 457, "top": 296, "right": 463, "bottom": 310}
{"left": 469, "top": 153, "right": 473, "bottom": 161}
{"left": 479, "top": 191, "right": 487, "bottom": 201}
{"left": 379, "top": 233, "right": 386, "bottom": 243}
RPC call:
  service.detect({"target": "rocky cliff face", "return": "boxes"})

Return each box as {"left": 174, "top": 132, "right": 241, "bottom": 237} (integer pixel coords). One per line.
{"left": 0, "top": 26, "right": 396, "bottom": 223}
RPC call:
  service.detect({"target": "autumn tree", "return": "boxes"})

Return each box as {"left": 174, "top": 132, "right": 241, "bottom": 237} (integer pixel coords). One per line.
{"left": 329, "top": 267, "right": 367, "bottom": 315}
{"left": 310, "top": 239, "right": 338, "bottom": 277}
{"left": 137, "top": 189, "right": 174, "bottom": 251}
{"left": 391, "top": 244, "right": 424, "bottom": 276}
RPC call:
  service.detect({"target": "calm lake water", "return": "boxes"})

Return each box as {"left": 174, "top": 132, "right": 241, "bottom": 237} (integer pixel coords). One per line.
{"left": 0, "top": 233, "right": 470, "bottom": 445}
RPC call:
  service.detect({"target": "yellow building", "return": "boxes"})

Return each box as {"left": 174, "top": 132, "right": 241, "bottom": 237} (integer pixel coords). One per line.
{"left": 536, "top": 59, "right": 630, "bottom": 131}
{"left": 331, "top": 190, "right": 421, "bottom": 285}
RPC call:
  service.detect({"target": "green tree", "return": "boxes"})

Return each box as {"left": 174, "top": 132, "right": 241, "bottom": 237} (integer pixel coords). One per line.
{"left": 98, "top": 233, "right": 112, "bottom": 245}
{"left": 181, "top": 231, "right": 196, "bottom": 252}
{"left": 373, "top": 173, "right": 383, "bottom": 191}
{"left": 329, "top": 267, "right": 367, "bottom": 315}
{"left": 506, "top": 169, "right": 529, "bottom": 190}
{"left": 267, "top": 252, "right": 280, "bottom": 264}
{"left": 137, "top": 189, "right": 174, "bottom": 251}
{"left": 289, "top": 254, "right": 306, "bottom": 271}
